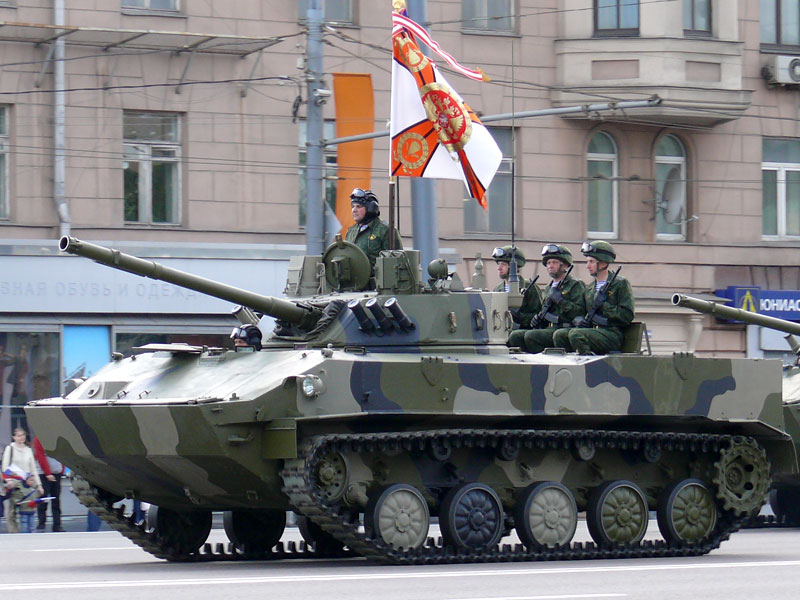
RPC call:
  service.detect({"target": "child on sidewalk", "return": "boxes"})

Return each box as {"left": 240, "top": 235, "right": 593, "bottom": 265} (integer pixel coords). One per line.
{"left": 11, "top": 473, "right": 41, "bottom": 533}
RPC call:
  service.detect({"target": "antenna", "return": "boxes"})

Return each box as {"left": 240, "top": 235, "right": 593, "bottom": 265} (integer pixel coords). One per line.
{"left": 661, "top": 167, "right": 684, "bottom": 224}
{"left": 642, "top": 167, "right": 698, "bottom": 225}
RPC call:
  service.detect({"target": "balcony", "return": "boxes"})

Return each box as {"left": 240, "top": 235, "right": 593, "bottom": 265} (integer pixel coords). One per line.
{"left": 551, "top": 36, "right": 751, "bottom": 127}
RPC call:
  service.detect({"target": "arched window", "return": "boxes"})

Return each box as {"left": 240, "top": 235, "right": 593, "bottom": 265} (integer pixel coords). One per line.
{"left": 587, "top": 131, "right": 618, "bottom": 238}
{"left": 655, "top": 134, "right": 687, "bottom": 240}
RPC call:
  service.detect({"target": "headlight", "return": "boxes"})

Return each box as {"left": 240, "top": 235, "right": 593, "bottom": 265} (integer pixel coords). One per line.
{"left": 301, "top": 375, "right": 324, "bottom": 398}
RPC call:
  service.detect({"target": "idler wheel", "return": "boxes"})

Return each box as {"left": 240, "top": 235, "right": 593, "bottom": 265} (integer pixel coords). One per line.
{"left": 313, "top": 451, "right": 349, "bottom": 502}
{"left": 365, "top": 484, "right": 430, "bottom": 551}
{"left": 657, "top": 478, "right": 717, "bottom": 545}
{"left": 297, "top": 515, "right": 345, "bottom": 556}
{"left": 148, "top": 506, "right": 212, "bottom": 558}
{"left": 514, "top": 481, "right": 578, "bottom": 549}
{"left": 712, "top": 439, "right": 770, "bottom": 515}
{"left": 587, "top": 480, "right": 648, "bottom": 547}
{"left": 439, "top": 483, "right": 504, "bottom": 551}
{"left": 223, "top": 509, "right": 286, "bottom": 553}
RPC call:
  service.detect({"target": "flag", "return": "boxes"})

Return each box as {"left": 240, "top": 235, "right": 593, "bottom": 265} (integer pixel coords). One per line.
{"left": 3, "top": 464, "right": 27, "bottom": 481}
{"left": 19, "top": 496, "right": 55, "bottom": 509}
{"left": 390, "top": 3, "right": 502, "bottom": 208}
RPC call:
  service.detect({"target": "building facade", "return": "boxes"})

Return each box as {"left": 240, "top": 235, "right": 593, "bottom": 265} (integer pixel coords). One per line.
{"left": 1, "top": 1, "right": 799, "bottom": 437}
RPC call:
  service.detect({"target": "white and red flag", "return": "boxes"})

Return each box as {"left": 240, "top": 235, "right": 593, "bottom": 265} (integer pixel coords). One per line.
{"left": 390, "top": 3, "right": 502, "bottom": 208}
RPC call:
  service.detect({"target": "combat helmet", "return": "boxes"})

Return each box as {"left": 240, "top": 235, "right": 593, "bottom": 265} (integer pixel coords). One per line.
{"left": 350, "top": 188, "right": 380, "bottom": 218}
{"left": 491, "top": 245, "right": 526, "bottom": 267}
{"left": 541, "top": 243, "right": 573, "bottom": 266}
{"left": 581, "top": 240, "right": 616, "bottom": 264}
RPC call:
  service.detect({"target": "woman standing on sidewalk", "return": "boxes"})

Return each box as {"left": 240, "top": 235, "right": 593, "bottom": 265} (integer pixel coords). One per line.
{"left": 2, "top": 428, "right": 43, "bottom": 533}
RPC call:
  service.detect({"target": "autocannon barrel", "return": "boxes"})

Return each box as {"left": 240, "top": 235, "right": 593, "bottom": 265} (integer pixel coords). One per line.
{"left": 672, "top": 293, "right": 800, "bottom": 337}
{"left": 59, "top": 236, "right": 316, "bottom": 326}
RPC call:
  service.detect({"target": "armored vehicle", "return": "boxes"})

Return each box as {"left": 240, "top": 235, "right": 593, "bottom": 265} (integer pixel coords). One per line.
{"left": 673, "top": 293, "right": 800, "bottom": 526}
{"left": 25, "top": 238, "right": 796, "bottom": 564}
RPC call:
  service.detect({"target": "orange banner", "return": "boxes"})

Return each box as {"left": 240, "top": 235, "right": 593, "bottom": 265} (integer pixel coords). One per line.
{"left": 332, "top": 72, "right": 374, "bottom": 235}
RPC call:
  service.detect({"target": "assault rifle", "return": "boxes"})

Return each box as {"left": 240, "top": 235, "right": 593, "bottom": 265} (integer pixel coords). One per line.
{"left": 510, "top": 274, "right": 539, "bottom": 326}
{"left": 577, "top": 266, "right": 622, "bottom": 328}
{"left": 533, "top": 264, "right": 573, "bottom": 329}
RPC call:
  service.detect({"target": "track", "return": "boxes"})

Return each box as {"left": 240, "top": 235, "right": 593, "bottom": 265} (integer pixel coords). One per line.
{"left": 73, "top": 428, "right": 756, "bottom": 564}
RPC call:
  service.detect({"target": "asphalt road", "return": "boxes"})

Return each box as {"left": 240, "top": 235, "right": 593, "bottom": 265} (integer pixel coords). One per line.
{"left": 2, "top": 521, "right": 799, "bottom": 600}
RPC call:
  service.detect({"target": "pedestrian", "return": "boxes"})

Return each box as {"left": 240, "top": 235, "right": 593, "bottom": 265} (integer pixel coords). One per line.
{"left": 553, "top": 241, "right": 635, "bottom": 355}
{"left": 10, "top": 472, "right": 40, "bottom": 533}
{"left": 33, "top": 436, "right": 64, "bottom": 532}
{"left": 491, "top": 245, "right": 542, "bottom": 329}
{"left": 345, "top": 188, "right": 403, "bottom": 273}
{"left": 508, "top": 244, "right": 586, "bottom": 353}
{"left": 2, "top": 427, "right": 43, "bottom": 533}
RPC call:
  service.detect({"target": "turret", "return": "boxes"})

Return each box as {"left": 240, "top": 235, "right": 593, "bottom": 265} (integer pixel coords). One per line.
{"left": 59, "top": 236, "right": 322, "bottom": 330}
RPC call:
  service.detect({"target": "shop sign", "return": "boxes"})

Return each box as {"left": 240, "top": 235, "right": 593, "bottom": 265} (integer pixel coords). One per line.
{"left": 716, "top": 286, "right": 800, "bottom": 322}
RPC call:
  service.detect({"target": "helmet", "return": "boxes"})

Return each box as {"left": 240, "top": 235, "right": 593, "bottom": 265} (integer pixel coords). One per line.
{"left": 230, "top": 324, "right": 263, "bottom": 351}
{"left": 581, "top": 240, "right": 616, "bottom": 264}
{"left": 541, "top": 243, "right": 573, "bottom": 266}
{"left": 350, "top": 188, "right": 380, "bottom": 218}
{"left": 491, "top": 245, "right": 526, "bottom": 267}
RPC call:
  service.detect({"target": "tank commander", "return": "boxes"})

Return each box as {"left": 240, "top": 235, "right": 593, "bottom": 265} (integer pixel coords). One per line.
{"left": 508, "top": 244, "right": 585, "bottom": 353}
{"left": 345, "top": 188, "right": 402, "bottom": 271}
{"left": 491, "top": 245, "right": 542, "bottom": 329}
{"left": 230, "top": 324, "right": 263, "bottom": 351}
{"left": 553, "top": 241, "right": 634, "bottom": 355}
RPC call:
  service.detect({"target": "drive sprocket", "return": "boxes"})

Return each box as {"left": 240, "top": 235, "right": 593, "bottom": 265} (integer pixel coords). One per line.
{"left": 712, "top": 438, "right": 771, "bottom": 515}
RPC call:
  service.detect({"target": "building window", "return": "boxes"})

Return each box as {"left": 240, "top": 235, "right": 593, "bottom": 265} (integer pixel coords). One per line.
{"left": 464, "top": 127, "right": 512, "bottom": 233}
{"left": 655, "top": 134, "right": 687, "bottom": 240}
{"left": 123, "top": 111, "right": 181, "bottom": 224}
{"left": 762, "top": 0, "right": 800, "bottom": 47}
{"left": 595, "top": 0, "right": 639, "bottom": 36}
{"left": 763, "top": 138, "right": 800, "bottom": 238}
{"left": 0, "top": 331, "right": 60, "bottom": 440}
{"left": 298, "top": 0, "right": 354, "bottom": 24}
{"left": 298, "top": 120, "right": 338, "bottom": 227}
{"left": 587, "top": 132, "right": 618, "bottom": 238}
{"left": 684, "top": 0, "right": 711, "bottom": 35}
{"left": 122, "top": 0, "right": 179, "bottom": 11}
{"left": 0, "top": 107, "right": 7, "bottom": 219}
{"left": 462, "top": 0, "right": 515, "bottom": 33}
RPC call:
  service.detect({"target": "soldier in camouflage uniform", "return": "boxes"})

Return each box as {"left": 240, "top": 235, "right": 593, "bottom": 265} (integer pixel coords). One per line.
{"left": 345, "top": 188, "right": 402, "bottom": 271}
{"left": 508, "top": 244, "right": 585, "bottom": 353}
{"left": 491, "top": 246, "right": 542, "bottom": 329}
{"left": 553, "top": 240, "right": 634, "bottom": 355}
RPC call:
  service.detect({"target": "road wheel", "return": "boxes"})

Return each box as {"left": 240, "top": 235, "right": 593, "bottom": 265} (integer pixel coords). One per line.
{"left": 365, "top": 484, "right": 430, "bottom": 551}
{"left": 223, "top": 509, "right": 286, "bottom": 552}
{"left": 514, "top": 481, "right": 578, "bottom": 548}
{"left": 297, "top": 515, "right": 345, "bottom": 555}
{"left": 657, "top": 479, "right": 717, "bottom": 545}
{"left": 440, "top": 483, "right": 504, "bottom": 551}
{"left": 587, "top": 480, "right": 648, "bottom": 547}
{"left": 150, "top": 506, "right": 212, "bottom": 557}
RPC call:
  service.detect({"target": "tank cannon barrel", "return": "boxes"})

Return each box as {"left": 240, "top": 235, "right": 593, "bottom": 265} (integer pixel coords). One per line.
{"left": 672, "top": 293, "right": 800, "bottom": 337}
{"left": 59, "top": 236, "right": 317, "bottom": 326}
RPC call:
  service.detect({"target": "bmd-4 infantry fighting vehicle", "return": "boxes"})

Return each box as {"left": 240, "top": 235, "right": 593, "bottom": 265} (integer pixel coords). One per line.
{"left": 25, "top": 238, "right": 797, "bottom": 564}
{"left": 673, "top": 293, "right": 800, "bottom": 526}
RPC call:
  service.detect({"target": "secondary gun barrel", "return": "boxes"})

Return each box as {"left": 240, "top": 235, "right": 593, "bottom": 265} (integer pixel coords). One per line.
{"left": 59, "top": 236, "right": 315, "bottom": 326}
{"left": 672, "top": 293, "right": 800, "bottom": 337}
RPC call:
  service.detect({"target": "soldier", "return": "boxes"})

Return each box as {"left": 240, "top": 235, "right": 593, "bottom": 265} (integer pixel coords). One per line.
{"left": 508, "top": 244, "right": 585, "bottom": 353}
{"left": 553, "top": 240, "right": 634, "bottom": 355}
{"left": 230, "top": 324, "right": 263, "bottom": 351}
{"left": 491, "top": 246, "right": 542, "bottom": 329}
{"left": 345, "top": 188, "right": 402, "bottom": 271}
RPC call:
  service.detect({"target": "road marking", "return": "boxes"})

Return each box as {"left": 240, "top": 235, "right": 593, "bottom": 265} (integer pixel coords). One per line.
{"left": 31, "top": 547, "right": 138, "bottom": 552}
{"left": 447, "top": 596, "right": 625, "bottom": 600}
{"left": 5, "top": 560, "right": 800, "bottom": 591}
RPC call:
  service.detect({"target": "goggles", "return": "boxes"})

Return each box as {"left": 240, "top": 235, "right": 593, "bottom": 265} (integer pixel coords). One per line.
{"left": 230, "top": 326, "right": 251, "bottom": 340}
{"left": 581, "top": 242, "right": 596, "bottom": 254}
{"left": 541, "top": 244, "right": 561, "bottom": 256}
{"left": 350, "top": 188, "right": 367, "bottom": 200}
{"left": 492, "top": 247, "right": 511, "bottom": 261}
